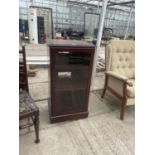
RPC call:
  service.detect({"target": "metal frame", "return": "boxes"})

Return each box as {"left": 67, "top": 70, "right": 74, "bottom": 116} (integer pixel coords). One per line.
{"left": 124, "top": 3, "right": 134, "bottom": 39}
{"left": 20, "top": 0, "right": 135, "bottom": 37}
{"left": 108, "top": 0, "right": 135, "bottom": 6}
{"left": 91, "top": 0, "right": 108, "bottom": 89}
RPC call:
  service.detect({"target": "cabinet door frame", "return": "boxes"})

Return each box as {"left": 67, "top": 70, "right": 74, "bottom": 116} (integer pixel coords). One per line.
{"left": 49, "top": 47, "right": 95, "bottom": 116}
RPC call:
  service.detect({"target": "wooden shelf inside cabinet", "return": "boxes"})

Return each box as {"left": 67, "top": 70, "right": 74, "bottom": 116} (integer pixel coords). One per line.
{"left": 48, "top": 40, "right": 95, "bottom": 123}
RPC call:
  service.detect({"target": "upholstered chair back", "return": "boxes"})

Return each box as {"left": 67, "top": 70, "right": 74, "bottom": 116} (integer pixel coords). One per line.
{"left": 106, "top": 40, "right": 135, "bottom": 79}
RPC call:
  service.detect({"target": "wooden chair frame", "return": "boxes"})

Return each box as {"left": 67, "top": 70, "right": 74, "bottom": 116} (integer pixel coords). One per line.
{"left": 101, "top": 42, "right": 134, "bottom": 120}
{"left": 19, "top": 46, "right": 40, "bottom": 143}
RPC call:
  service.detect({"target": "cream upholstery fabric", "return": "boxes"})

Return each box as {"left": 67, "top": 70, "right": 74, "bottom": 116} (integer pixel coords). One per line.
{"left": 127, "top": 79, "right": 135, "bottom": 98}
{"left": 126, "top": 98, "right": 135, "bottom": 106}
{"left": 105, "top": 40, "right": 135, "bottom": 106}
{"left": 106, "top": 40, "right": 135, "bottom": 79}
{"left": 106, "top": 71, "right": 128, "bottom": 81}
{"left": 108, "top": 76, "right": 124, "bottom": 96}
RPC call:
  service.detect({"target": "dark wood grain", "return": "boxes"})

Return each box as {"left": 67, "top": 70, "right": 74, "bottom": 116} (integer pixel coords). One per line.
{"left": 48, "top": 40, "right": 95, "bottom": 123}
{"left": 47, "top": 39, "right": 95, "bottom": 48}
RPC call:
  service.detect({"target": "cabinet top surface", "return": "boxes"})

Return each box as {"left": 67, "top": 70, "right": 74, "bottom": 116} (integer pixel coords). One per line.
{"left": 47, "top": 39, "right": 95, "bottom": 48}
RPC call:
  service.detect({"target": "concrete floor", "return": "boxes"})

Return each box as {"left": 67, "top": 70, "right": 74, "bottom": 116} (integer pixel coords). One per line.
{"left": 19, "top": 67, "right": 135, "bottom": 155}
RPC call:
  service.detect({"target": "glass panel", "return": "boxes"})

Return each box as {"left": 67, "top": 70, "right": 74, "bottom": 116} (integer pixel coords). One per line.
{"left": 53, "top": 51, "right": 91, "bottom": 114}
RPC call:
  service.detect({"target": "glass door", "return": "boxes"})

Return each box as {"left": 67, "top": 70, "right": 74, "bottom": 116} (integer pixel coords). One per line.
{"left": 52, "top": 50, "right": 91, "bottom": 115}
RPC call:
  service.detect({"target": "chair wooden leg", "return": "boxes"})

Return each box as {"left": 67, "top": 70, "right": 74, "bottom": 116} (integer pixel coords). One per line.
{"left": 101, "top": 75, "right": 108, "bottom": 98}
{"left": 101, "top": 87, "right": 107, "bottom": 98}
{"left": 34, "top": 113, "right": 40, "bottom": 143}
{"left": 28, "top": 117, "right": 31, "bottom": 132}
{"left": 120, "top": 99, "right": 126, "bottom": 120}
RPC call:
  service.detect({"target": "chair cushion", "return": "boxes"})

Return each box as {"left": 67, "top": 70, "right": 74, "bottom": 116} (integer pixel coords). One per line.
{"left": 127, "top": 79, "right": 135, "bottom": 98}
{"left": 19, "top": 90, "right": 39, "bottom": 116}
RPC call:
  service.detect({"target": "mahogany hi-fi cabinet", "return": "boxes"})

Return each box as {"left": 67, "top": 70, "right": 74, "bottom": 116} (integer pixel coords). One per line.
{"left": 47, "top": 40, "right": 95, "bottom": 123}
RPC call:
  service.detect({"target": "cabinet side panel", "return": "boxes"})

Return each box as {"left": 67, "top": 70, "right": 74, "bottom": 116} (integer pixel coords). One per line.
{"left": 85, "top": 49, "right": 95, "bottom": 111}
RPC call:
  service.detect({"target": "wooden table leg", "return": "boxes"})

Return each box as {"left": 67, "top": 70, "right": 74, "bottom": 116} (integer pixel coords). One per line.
{"left": 34, "top": 112, "right": 40, "bottom": 143}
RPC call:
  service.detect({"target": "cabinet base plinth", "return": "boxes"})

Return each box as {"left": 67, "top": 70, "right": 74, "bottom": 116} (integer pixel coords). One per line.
{"left": 48, "top": 99, "right": 88, "bottom": 123}
{"left": 49, "top": 112, "right": 88, "bottom": 123}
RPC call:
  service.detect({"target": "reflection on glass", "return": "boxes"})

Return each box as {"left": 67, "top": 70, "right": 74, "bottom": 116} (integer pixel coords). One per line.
{"left": 53, "top": 52, "right": 91, "bottom": 114}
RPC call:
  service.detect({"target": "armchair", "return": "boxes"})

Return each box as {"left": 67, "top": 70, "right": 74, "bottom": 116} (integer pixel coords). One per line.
{"left": 101, "top": 40, "right": 135, "bottom": 120}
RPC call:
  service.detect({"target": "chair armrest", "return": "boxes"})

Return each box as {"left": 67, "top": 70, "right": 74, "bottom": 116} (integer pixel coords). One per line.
{"left": 106, "top": 71, "right": 128, "bottom": 81}
{"left": 106, "top": 71, "right": 133, "bottom": 87}
{"left": 126, "top": 81, "right": 133, "bottom": 87}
